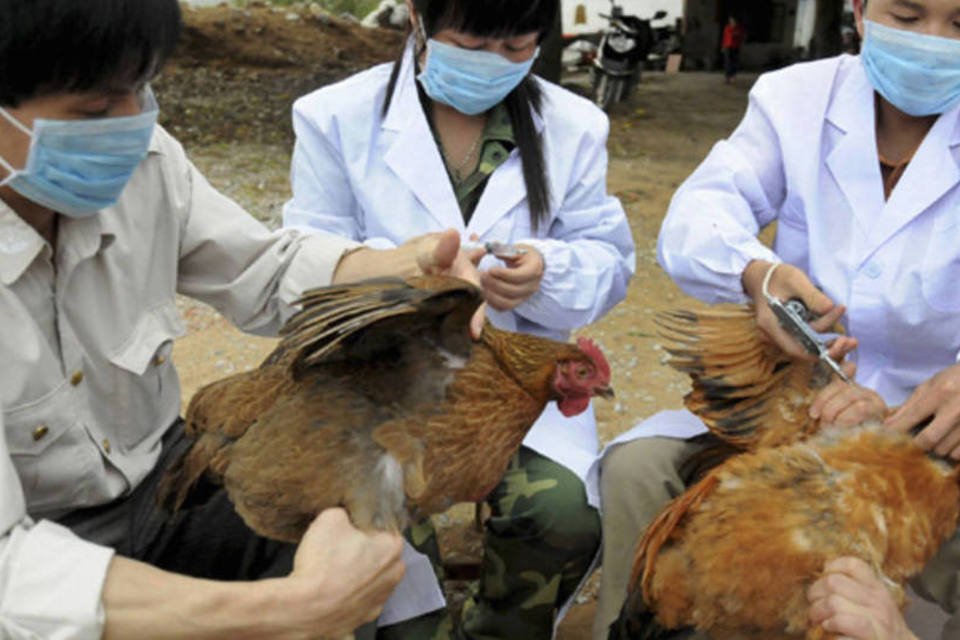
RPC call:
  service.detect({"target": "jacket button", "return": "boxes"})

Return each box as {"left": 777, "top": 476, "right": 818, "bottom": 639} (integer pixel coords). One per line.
{"left": 154, "top": 354, "right": 167, "bottom": 366}
{"left": 863, "top": 262, "right": 882, "bottom": 279}
{"left": 70, "top": 370, "right": 84, "bottom": 386}
{"left": 102, "top": 438, "right": 112, "bottom": 454}
{"left": 32, "top": 425, "right": 49, "bottom": 441}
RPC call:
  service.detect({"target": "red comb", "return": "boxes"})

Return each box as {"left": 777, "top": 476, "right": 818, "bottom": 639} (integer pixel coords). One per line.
{"left": 577, "top": 337, "right": 610, "bottom": 379}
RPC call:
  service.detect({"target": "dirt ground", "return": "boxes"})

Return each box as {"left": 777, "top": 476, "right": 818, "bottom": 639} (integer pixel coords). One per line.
{"left": 162, "top": 4, "right": 755, "bottom": 637}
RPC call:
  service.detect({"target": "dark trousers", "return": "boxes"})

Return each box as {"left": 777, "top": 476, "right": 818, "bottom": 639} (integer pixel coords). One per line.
{"left": 54, "top": 419, "right": 376, "bottom": 638}
{"left": 723, "top": 48, "right": 741, "bottom": 79}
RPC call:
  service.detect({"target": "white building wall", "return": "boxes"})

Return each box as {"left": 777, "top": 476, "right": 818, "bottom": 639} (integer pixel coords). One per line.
{"left": 793, "top": 0, "right": 817, "bottom": 50}
{"left": 562, "top": 0, "right": 684, "bottom": 36}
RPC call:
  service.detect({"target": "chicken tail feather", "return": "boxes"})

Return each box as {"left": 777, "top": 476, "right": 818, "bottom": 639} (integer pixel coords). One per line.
{"left": 632, "top": 472, "right": 720, "bottom": 599}
{"left": 677, "top": 436, "right": 742, "bottom": 483}
{"left": 156, "top": 433, "right": 228, "bottom": 513}
{"left": 657, "top": 306, "right": 828, "bottom": 450}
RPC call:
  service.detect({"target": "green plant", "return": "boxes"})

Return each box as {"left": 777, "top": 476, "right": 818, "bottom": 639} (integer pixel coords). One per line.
{"left": 229, "top": 0, "right": 381, "bottom": 17}
{"left": 320, "top": 0, "right": 382, "bottom": 16}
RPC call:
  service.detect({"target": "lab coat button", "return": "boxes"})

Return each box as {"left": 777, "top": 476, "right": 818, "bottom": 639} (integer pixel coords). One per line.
{"left": 863, "top": 262, "right": 882, "bottom": 279}
{"left": 32, "top": 425, "right": 49, "bottom": 441}
{"left": 102, "top": 438, "right": 112, "bottom": 454}
{"left": 70, "top": 370, "right": 84, "bottom": 385}
{"left": 154, "top": 354, "right": 167, "bottom": 366}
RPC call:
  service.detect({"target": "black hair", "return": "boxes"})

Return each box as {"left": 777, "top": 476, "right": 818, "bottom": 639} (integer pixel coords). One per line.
{"left": 382, "top": 0, "right": 559, "bottom": 230}
{"left": 0, "top": 0, "right": 182, "bottom": 107}
{"left": 410, "top": 0, "right": 557, "bottom": 40}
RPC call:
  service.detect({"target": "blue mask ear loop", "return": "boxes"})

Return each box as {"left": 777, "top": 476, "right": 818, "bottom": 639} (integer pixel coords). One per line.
{"left": 0, "top": 107, "right": 33, "bottom": 185}
{"left": 414, "top": 15, "right": 429, "bottom": 60}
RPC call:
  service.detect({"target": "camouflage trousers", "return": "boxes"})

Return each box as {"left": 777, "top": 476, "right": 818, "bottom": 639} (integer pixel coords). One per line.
{"left": 377, "top": 446, "right": 602, "bottom": 640}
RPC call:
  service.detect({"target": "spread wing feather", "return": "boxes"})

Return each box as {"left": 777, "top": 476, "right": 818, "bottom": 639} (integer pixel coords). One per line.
{"left": 632, "top": 472, "right": 721, "bottom": 600}
{"left": 271, "top": 276, "right": 482, "bottom": 377}
{"left": 160, "top": 275, "right": 483, "bottom": 514}
{"left": 656, "top": 306, "right": 826, "bottom": 450}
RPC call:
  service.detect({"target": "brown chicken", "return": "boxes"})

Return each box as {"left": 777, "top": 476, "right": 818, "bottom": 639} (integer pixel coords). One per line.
{"left": 159, "top": 275, "right": 613, "bottom": 542}
{"left": 618, "top": 306, "right": 960, "bottom": 640}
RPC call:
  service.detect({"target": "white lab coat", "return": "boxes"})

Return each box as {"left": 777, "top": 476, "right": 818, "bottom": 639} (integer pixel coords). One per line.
{"left": 283, "top": 46, "right": 635, "bottom": 625}
{"left": 598, "top": 54, "right": 960, "bottom": 454}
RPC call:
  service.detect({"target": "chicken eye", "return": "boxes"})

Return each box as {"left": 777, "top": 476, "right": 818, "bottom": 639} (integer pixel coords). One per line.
{"left": 576, "top": 366, "right": 590, "bottom": 379}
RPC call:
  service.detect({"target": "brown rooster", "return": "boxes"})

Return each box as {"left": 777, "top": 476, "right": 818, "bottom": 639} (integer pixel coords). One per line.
{"left": 159, "top": 275, "right": 613, "bottom": 542}
{"left": 617, "top": 306, "right": 959, "bottom": 640}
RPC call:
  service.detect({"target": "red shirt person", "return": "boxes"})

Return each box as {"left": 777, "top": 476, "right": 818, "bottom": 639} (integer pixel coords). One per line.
{"left": 721, "top": 16, "right": 746, "bottom": 82}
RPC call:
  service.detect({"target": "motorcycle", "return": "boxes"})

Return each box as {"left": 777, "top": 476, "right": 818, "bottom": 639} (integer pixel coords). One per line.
{"left": 591, "top": 2, "right": 666, "bottom": 110}
{"left": 646, "top": 18, "right": 683, "bottom": 72}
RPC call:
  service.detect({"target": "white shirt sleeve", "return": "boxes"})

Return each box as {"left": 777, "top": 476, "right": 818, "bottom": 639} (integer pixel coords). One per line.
{"left": 283, "top": 108, "right": 364, "bottom": 242}
{"left": 657, "top": 76, "right": 786, "bottom": 303}
{"left": 283, "top": 101, "right": 397, "bottom": 252}
{"left": 0, "top": 412, "right": 115, "bottom": 640}
{"left": 514, "top": 111, "right": 636, "bottom": 330}
{"left": 163, "top": 130, "right": 359, "bottom": 333}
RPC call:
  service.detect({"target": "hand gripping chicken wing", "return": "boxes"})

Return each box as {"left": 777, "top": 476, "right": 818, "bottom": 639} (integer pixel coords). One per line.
{"left": 159, "top": 275, "right": 613, "bottom": 542}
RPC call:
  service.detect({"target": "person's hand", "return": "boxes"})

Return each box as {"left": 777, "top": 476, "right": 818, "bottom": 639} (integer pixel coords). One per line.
{"left": 808, "top": 558, "right": 916, "bottom": 640}
{"left": 413, "top": 229, "right": 481, "bottom": 282}
{"left": 405, "top": 229, "right": 487, "bottom": 338}
{"left": 741, "top": 259, "right": 858, "bottom": 362}
{"left": 479, "top": 245, "right": 545, "bottom": 312}
{"left": 416, "top": 230, "right": 487, "bottom": 337}
{"left": 809, "top": 362, "right": 887, "bottom": 427}
{"left": 279, "top": 508, "right": 405, "bottom": 638}
{"left": 885, "top": 362, "right": 960, "bottom": 459}
{"left": 333, "top": 229, "right": 489, "bottom": 338}
{"left": 333, "top": 228, "right": 481, "bottom": 287}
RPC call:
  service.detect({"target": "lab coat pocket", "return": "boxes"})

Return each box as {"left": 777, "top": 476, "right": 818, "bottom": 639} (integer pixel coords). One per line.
{"left": 920, "top": 215, "right": 960, "bottom": 313}
{"left": 3, "top": 380, "right": 88, "bottom": 509}
{"left": 106, "top": 301, "right": 184, "bottom": 448}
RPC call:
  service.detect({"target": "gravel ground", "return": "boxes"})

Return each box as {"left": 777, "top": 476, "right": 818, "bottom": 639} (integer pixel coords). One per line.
{"left": 161, "top": 7, "right": 783, "bottom": 636}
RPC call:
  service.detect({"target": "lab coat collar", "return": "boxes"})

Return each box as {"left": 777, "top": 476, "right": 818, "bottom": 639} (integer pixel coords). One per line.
{"left": 826, "top": 58, "right": 960, "bottom": 265}
{"left": 382, "top": 42, "right": 467, "bottom": 231}
{"left": 381, "top": 41, "right": 547, "bottom": 237}
{"left": 468, "top": 99, "right": 546, "bottom": 238}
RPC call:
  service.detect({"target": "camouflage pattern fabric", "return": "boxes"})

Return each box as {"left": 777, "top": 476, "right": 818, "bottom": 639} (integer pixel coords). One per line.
{"left": 380, "top": 102, "right": 600, "bottom": 639}
{"left": 377, "top": 446, "right": 601, "bottom": 640}
{"left": 446, "top": 103, "right": 515, "bottom": 224}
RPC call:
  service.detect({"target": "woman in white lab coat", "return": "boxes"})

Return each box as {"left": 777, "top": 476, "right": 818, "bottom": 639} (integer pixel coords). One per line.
{"left": 595, "top": 0, "right": 960, "bottom": 638}
{"left": 283, "top": 0, "right": 635, "bottom": 637}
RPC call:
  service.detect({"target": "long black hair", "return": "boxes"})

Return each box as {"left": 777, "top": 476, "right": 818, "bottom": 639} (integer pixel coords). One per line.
{"left": 0, "top": 0, "right": 182, "bottom": 107}
{"left": 382, "top": 0, "right": 559, "bottom": 230}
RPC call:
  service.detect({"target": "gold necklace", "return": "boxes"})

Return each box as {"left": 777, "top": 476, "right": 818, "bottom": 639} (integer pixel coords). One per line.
{"left": 446, "top": 131, "right": 484, "bottom": 182}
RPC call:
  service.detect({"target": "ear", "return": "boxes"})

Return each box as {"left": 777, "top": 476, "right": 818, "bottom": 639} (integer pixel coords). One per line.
{"left": 405, "top": 0, "right": 419, "bottom": 32}
{"left": 853, "top": 0, "right": 866, "bottom": 40}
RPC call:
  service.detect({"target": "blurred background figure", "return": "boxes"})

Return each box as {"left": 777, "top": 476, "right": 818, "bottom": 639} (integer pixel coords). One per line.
{"left": 721, "top": 15, "right": 746, "bottom": 83}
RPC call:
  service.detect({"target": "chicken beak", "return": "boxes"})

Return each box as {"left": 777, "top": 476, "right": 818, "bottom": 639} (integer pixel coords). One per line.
{"left": 595, "top": 385, "right": 615, "bottom": 399}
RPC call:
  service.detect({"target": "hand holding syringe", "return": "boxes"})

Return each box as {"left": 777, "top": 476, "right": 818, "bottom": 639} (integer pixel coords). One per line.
{"left": 462, "top": 240, "right": 529, "bottom": 259}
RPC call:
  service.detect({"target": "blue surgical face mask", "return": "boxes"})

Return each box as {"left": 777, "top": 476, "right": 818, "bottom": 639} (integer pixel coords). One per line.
{"left": 416, "top": 32, "right": 539, "bottom": 116}
{"left": 0, "top": 87, "right": 159, "bottom": 218}
{"left": 861, "top": 20, "right": 960, "bottom": 117}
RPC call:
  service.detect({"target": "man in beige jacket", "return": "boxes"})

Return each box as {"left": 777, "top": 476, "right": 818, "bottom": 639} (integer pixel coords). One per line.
{"left": 0, "top": 1, "right": 480, "bottom": 638}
